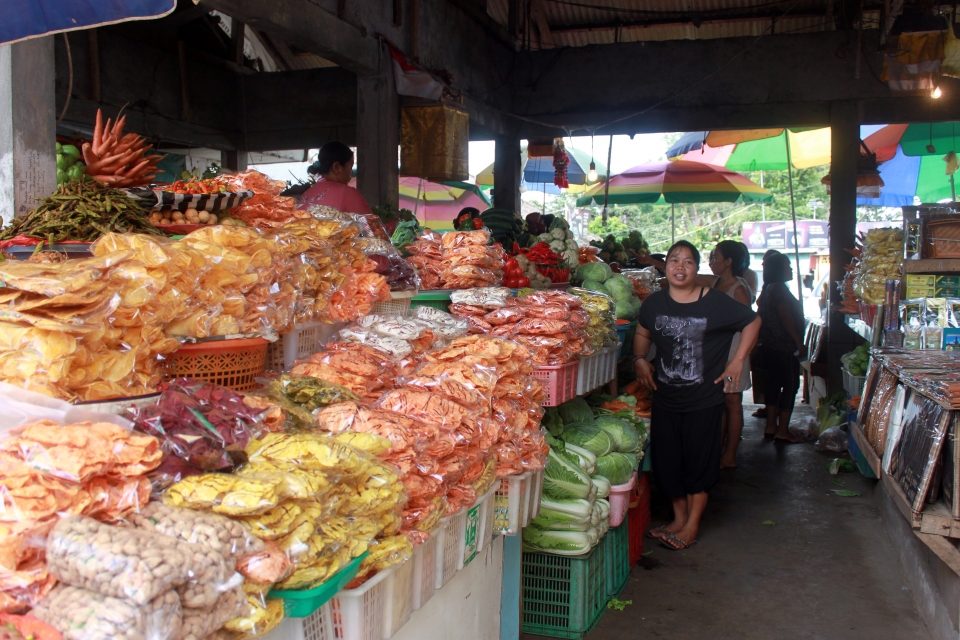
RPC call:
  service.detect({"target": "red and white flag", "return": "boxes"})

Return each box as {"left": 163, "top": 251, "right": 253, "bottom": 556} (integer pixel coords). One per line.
{"left": 387, "top": 42, "right": 444, "bottom": 100}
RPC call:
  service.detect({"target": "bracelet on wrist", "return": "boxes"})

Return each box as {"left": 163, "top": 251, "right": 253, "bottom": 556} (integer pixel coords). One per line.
{"left": 633, "top": 355, "right": 647, "bottom": 362}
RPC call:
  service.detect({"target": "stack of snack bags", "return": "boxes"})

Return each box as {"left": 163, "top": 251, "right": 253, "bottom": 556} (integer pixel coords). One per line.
{"left": 404, "top": 230, "right": 444, "bottom": 290}
{"left": 567, "top": 287, "right": 619, "bottom": 351}
{"left": 449, "top": 289, "right": 591, "bottom": 365}
{"left": 222, "top": 170, "right": 303, "bottom": 227}
{"left": 0, "top": 420, "right": 162, "bottom": 613}
{"left": 853, "top": 228, "right": 903, "bottom": 305}
{"left": 438, "top": 230, "right": 503, "bottom": 289}
{"left": 292, "top": 342, "right": 403, "bottom": 404}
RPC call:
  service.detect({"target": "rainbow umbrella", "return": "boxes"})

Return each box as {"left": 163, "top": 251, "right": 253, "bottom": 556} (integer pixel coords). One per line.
{"left": 670, "top": 129, "right": 831, "bottom": 170}
{"left": 864, "top": 122, "right": 960, "bottom": 160}
{"left": 857, "top": 145, "right": 957, "bottom": 206}
{"left": 575, "top": 160, "right": 772, "bottom": 207}
{"left": 476, "top": 145, "right": 607, "bottom": 194}
{"left": 349, "top": 177, "right": 491, "bottom": 230}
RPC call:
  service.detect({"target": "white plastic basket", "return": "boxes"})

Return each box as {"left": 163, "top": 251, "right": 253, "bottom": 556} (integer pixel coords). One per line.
{"left": 608, "top": 471, "right": 637, "bottom": 528}
{"left": 411, "top": 529, "right": 438, "bottom": 611}
{"left": 434, "top": 509, "right": 467, "bottom": 590}
{"left": 260, "top": 601, "right": 335, "bottom": 640}
{"left": 527, "top": 468, "right": 544, "bottom": 524}
{"left": 329, "top": 565, "right": 394, "bottom": 640}
{"left": 371, "top": 290, "right": 417, "bottom": 316}
{"left": 265, "top": 321, "right": 340, "bottom": 372}
{"left": 597, "top": 344, "right": 620, "bottom": 386}
{"left": 382, "top": 556, "right": 415, "bottom": 638}
{"left": 494, "top": 471, "right": 531, "bottom": 536}
{"left": 842, "top": 368, "right": 866, "bottom": 398}
{"left": 575, "top": 349, "right": 602, "bottom": 395}
{"left": 457, "top": 485, "right": 497, "bottom": 569}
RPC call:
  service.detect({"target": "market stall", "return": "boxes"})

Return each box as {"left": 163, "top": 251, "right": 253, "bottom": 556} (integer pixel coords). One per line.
{"left": 0, "top": 118, "right": 656, "bottom": 640}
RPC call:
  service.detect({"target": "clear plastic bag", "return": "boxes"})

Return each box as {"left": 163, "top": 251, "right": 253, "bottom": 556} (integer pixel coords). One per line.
{"left": 814, "top": 426, "right": 849, "bottom": 453}
{"left": 129, "top": 503, "right": 266, "bottom": 560}
{"left": 32, "top": 585, "right": 182, "bottom": 640}
{"left": 180, "top": 585, "right": 246, "bottom": 640}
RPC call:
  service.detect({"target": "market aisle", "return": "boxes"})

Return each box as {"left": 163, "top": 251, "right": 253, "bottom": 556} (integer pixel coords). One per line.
{"left": 579, "top": 404, "right": 927, "bottom": 640}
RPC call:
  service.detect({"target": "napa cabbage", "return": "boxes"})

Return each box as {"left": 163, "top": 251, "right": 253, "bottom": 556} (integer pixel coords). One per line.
{"left": 564, "top": 443, "right": 597, "bottom": 474}
{"left": 592, "top": 475, "right": 611, "bottom": 499}
{"left": 522, "top": 527, "right": 592, "bottom": 555}
{"left": 530, "top": 508, "right": 592, "bottom": 532}
{"left": 543, "top": 447, "right": 593, "bottom": 500}
{"left": 596, "top": 498, "right": 610, "bottom": 522}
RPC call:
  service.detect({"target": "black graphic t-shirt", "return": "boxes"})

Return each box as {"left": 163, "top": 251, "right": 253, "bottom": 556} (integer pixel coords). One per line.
{"left": 638, "top": 287, "right": 758, "bottom": 412}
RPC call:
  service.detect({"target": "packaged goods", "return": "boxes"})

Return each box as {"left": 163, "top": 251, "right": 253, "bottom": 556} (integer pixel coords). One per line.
{"left": 32, "top": 586, "right": 182, "bottom": 640}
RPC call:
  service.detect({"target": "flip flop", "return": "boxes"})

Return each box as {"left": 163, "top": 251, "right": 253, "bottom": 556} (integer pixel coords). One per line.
{"left": 763, "top": 431, "right": 776, "bottom": 439}
{"left": 659, "top": 531, "right": 697, "bottom": 551}
{"left": 645, "top": 526, "right": 668, "bottom": 541}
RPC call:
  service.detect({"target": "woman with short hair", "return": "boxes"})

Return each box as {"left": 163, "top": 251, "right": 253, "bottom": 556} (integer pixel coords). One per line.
{"left": 634, "top": 240, "right": 761, "bottom": 550}
{"left": 757, "top": 253, "right": 806, "bottom": 442}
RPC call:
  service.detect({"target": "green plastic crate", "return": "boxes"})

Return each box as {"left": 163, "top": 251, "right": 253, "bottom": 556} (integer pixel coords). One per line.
{"left": 410, "top": 291, "right": 452, "bottom": 311}
{"left": 616, "top": 320, "right": 638, "bottom": 359}
{"left": 270, "top": 551, "right": 368, "bottom": 617}
{"left": 521, "top": 544, "right": 607, "bottom": 639}
{"left": 603, "top": 519, "right": 630, "bottom": 599}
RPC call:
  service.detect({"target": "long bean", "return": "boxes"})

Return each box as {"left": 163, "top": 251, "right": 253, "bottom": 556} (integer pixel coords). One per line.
{"left": 0, "top": 180, "right": 161, "bottom": 243}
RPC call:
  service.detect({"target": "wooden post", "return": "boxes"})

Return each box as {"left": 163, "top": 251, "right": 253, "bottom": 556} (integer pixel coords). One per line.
{"left": 0, "top": 37, "right": 57, "bottom": 224}
{"left": 493, "top": 135, "right": 522, "bottom": 214}
{"left": 230, "top": 18, "right": 246, "bottom": 66}
{"left": 827, "top": 101, "right": 861, "bottom": 394}
{"left": 356, "top": 42, "right": 400, "bottom": 209}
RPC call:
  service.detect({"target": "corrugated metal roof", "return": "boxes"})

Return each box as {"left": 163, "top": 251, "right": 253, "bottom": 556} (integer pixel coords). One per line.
{"left": 486, "top": 0, "right": 871, "bottom": 46}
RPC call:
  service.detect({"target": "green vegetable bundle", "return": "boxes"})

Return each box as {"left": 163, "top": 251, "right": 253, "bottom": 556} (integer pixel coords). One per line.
{"left": 0, "top": 179, "right": 161, "bottom": 243}
{"left": 56, "top": 142, "right": 85, "bottom": 185}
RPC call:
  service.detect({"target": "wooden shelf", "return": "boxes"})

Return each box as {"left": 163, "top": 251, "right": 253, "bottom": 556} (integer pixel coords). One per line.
{"left": 850, "top": 420, "right": 882, "bottom": 478}
{"left": 903, "top": 258, "right": 960, "bottom": 274}
{"left": 882, "top": 471, "right": 960, "bottom": 539}
{"left": 915, "top": 532, "right": 960, "bottom": 576}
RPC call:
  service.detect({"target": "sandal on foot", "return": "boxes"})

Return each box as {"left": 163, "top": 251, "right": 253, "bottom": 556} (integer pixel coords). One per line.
{"left": 659, "top": 531, "right": 697, "bottom": 551}
{"left": 645, "top": 526, "right": 668, "bottom": 541}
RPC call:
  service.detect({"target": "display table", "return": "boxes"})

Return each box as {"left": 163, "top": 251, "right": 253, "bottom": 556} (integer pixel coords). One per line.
{"left": 391, "top": 536, "right": 504, "bottom": 640}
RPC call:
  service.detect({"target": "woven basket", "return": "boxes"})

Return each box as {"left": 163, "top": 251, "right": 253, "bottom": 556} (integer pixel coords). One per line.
{"left": 925, "top": 219, "right": 960, "bottom": 258}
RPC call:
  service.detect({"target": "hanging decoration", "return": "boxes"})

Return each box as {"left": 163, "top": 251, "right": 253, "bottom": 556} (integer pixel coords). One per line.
{"left": 553, "top": 138, "right": 570, "bottom": 189}
{"left": 822, "top": 142, "right": 884, "bottom": 198}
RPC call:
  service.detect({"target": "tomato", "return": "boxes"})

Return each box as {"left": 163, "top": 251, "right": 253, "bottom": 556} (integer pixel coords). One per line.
{"left": 473, "top": 218, "right": 485, "bottom": 229}
{"left": 517, "top": 275, "right": 531, "bottom": 287}
{"left": 504, "top": 257, "right": 519, "bottom": 271}
{"left": 504, "top": 276, "right": 521, "bottom": 288}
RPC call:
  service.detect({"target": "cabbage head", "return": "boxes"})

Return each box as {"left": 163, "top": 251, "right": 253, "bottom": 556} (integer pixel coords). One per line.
{"left": 604, "top": 274, "right": 635, "bottom": 301}
{"left": 577, "top": 262, "right": 612, "bottom": 283}
{"left": 594, "top": 452, "right": 636, "bottom": 485}
{"left": 558, "top": 397, "right": 594, "bottom": 425}
{"left": 562, "top": 424, "right": 613, "bottom": 457}
{"left": 594, "top": 415, "right": 640, "bottom": 453}
{"left": 581, "top": 279, "right": 607, "bottom": 294}
{"left": 615, "top": 297, "right": 640, "bottom": 320}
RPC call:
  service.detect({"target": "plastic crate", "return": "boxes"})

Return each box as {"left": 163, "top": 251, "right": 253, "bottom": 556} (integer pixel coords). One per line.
{"left": 842, "top": 368, "right": 866, "bottom": 398}
{"left": 494, "top": 471, "right": 531, "bottom": 535}
{"left": 598, "top": 344, "right": 620, "bottom": 386}
{"left": 532, "top": 361, "right": 579, "bottom": 407}
{"left": 259, "top": 601, "right": 336, "bottom": 640}
{"left": 575, "top": 350, "right": 602, "bottom": 396}
{"left": 603, "top": 520, "right": 630, "bottom": 599}
{"left": 608, "top": 472, "right": 637, "bottom": 528}
{"left": 434, "top": 509, "right": 467, "bottom": 590}
{"left": 382, "top": 556, "right": 415, "bottom": 638}
{"left": 847, "top": 430, "right": 878, "bottom": 480}
{"left": 521, "top": 544, "right": 608, "bottom": 639}
{"left": 411, "top": 529, "right": 438, "bottom": 611}
{"left": 372, "top": 290, "right": 416, "bottom": 316}
{"left": 459, "top": 485, "right": 497, "bottom": 569}
{"left": 328, "top": 566, "right": 393, "bottom": 640}
{"left": 265, "top": 321, "right": 333, "bottom": 372}
{"left": 617, "top": 321, "right": 638, "bottom": 360}
{"left": 162, "top": 337, "right": 267, "bottom": 392}
{"left": 410, "top": 291, "right": 452, "bottom": 311}
{"left": 272, "top": 552, "right": 368, "bottom": 618}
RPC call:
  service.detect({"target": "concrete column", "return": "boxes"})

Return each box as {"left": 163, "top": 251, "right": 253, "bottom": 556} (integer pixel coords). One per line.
{"left": 0, "top": 37, "right": 57, "bottom": 225}
{"left": 827, "top": 101, "right": 861, "bottom": 394}
{"left": 356, "top": 43, "right": 399, "bottom": 210}
{"left": 493, "top": 135, "right": 522, "bottom": 213}
{"left": 221, "top": 150, "right": 249, "bottom": 171}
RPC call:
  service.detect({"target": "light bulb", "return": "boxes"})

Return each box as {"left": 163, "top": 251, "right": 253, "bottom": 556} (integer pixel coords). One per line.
{"left": 932, "top": 86, "right": 943, "bottom": 99}
{"left": 587, "top": 161, "right": 598, "bottom": 183}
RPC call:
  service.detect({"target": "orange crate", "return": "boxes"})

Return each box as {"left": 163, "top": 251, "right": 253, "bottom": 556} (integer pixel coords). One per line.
{"left": 163, "top": 337, "right": 267, "bottom": 392}
{"left": 531, "top": 361, "right": 579, "bottom": 406}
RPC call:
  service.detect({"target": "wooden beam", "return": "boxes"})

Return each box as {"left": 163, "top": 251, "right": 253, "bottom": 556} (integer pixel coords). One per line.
{"left": 546, "top": 11, "right": 831, "bottom": 34}
{"left": 531, "top": 0, "right": 553, "bottom": 49}
{"left": 230, "top": 18, "right": 246, "bottom": 66}
{"left": 914, "top": 532, "right": 960, "bottom": 576}
{"left": 87, "top": 30, "right": 100, "bottom": 103}
{"left": 919, "top": 501, "right": 960, "bottom": 538}
{"left": 198, "top": 0, "right": 379, "bottom": 75}
{"left": 883, "top": 473, "right": 923, "bottom": 529}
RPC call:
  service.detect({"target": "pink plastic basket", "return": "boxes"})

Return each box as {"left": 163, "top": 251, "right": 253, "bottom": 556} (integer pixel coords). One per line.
{"left": 608, "top": 472, "right": 637, "bottom": 528}
{"left": 531, "top": 361, "right": 579, "bottom": 406}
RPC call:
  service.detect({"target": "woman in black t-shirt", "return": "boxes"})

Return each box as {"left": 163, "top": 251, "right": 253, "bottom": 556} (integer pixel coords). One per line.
{"left": 634, "top": 241, "right": 761, "bottom": 551}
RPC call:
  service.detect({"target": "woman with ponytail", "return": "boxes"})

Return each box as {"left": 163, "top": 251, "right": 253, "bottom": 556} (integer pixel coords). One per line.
{"left": 298, "top": 142, "right": 373, "bottom": 214}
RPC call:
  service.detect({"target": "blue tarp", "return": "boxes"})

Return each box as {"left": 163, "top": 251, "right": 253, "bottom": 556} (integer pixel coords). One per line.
{"left": 3, "top": 0, "right": 175, "bottom": 46}
{"left": 856, "top": 146, "right": 921, "bottom": 207}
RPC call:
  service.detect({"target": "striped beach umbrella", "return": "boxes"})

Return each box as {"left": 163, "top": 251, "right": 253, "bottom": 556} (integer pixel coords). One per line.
{"left": 575, "top": 160, "right": 773, "bottom": 207}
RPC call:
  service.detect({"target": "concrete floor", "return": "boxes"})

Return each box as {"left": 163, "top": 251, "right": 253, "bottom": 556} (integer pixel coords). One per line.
{"left": 540, "top": 404, "right": 929, "bottom": 640}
